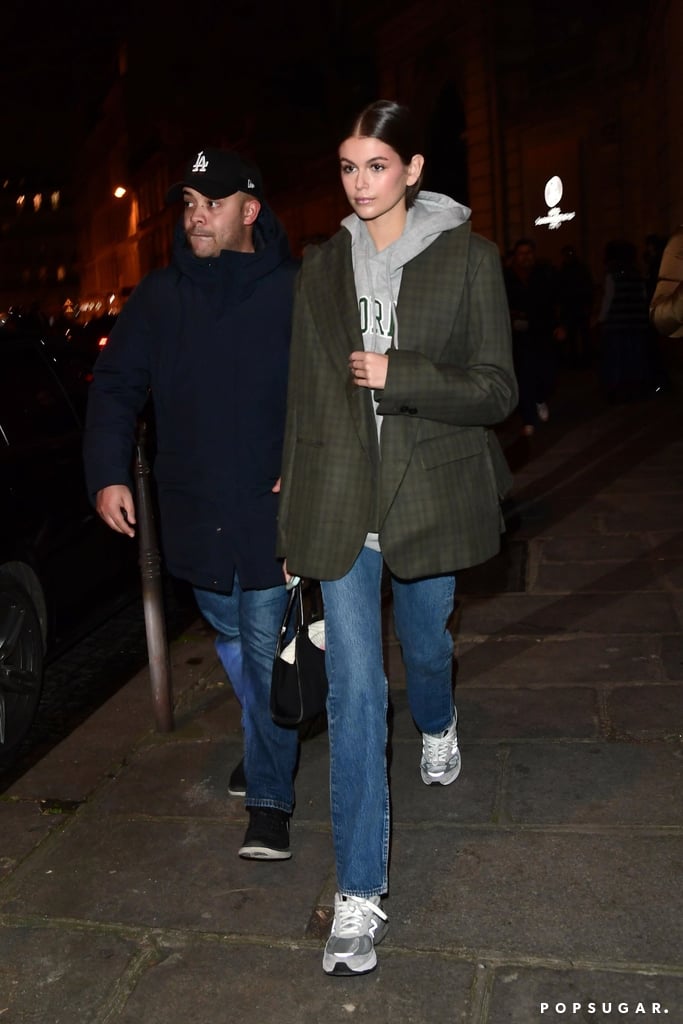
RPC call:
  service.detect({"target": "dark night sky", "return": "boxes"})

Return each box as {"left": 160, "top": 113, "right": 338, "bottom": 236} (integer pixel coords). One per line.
{"left": 0, "top": 0, "right": 648, "bottom": 187}
{"left": 0, "top": 0, "right": 135, "bottom": 182}
{"left": 0, "top": 0, "right": 340, "bottom": 184}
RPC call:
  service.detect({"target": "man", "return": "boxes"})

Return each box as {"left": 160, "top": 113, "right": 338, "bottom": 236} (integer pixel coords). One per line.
{"left": 83, "top": 148, "right": 299, "bottom": 859}
{"left": 504, "top": 238, "right": 566, "bottom": 436}
{"left": 557, "top": 244, "right": 594, "bottom": 367}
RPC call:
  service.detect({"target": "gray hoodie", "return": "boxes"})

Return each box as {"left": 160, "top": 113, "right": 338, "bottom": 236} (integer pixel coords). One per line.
{"left": 343, "top": 190, "right": 471, "bottom": 356}
{"left": 341, "top": 189, "right": 471, "bottom": 549}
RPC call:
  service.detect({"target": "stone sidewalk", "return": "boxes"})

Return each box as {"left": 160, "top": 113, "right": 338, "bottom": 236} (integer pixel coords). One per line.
{"left": 1, "top": 365, "right": 682, "bottom": 1023}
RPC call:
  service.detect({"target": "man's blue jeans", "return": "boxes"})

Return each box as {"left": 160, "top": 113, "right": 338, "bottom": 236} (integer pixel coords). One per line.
{"left": 321, "top": 546, "right": 455, "bottom": 898}
{"left": 193, "top": 576, "right": 299, "bottom": 813}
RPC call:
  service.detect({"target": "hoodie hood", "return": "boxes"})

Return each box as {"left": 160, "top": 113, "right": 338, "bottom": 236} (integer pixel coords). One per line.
{"left": 171, "top": 200, "right": 292, "bottom": 310}
{"left": 342, "top": 190, "right": 470, "bottom": 350}
{"left": 342, "top": 190, "right": 471, "bottom": 272}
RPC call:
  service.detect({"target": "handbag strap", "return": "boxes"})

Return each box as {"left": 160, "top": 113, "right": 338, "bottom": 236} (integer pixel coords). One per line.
{"left": 307, "top": 581, "right": 323, "bottom": 621}
{"left": 274, "top": 580, "right": 305, "bottom": 657}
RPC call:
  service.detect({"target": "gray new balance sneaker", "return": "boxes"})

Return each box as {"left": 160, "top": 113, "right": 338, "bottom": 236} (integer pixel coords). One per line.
{"left": 323, "top": 893, "right": 389, "bottom": 976}
{"left": 421, "top": 713, "right": 461, "bottom": 785}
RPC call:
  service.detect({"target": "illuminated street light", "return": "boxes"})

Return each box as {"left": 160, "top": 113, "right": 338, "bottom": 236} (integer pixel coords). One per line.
{"left": 113, "top": 186, "right": 128, "bottom": 199}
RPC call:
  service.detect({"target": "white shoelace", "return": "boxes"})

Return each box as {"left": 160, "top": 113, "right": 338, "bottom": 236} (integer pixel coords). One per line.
{"left": 423, "top": 726, "right": 458, "bottom": 770}
{"left": 335, "top": 895, "right": 388, "bottom": 936}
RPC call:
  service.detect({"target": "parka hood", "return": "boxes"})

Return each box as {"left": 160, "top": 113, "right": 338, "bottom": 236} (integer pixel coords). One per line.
{"left": 171, "top": 201, "right": 292, "bottom": 308}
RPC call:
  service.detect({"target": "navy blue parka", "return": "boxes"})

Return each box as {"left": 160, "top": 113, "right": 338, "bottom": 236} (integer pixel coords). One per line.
{"left": 83, "top": 204, "right": 298, "bottom": 592}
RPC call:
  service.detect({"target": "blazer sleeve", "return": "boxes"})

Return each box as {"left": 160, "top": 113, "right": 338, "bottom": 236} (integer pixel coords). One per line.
{"left": 376, "top": 238, "right": 518, "bottom": 426}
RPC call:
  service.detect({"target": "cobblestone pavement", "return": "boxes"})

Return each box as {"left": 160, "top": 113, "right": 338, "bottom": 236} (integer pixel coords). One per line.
{"left": 1, "top": 358, "right": 682, "bottom": 1024}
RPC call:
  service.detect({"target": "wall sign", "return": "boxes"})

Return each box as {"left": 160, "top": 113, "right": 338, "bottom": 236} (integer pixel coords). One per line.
{"left": 535, "top": 175, "right": 576, "bottom": 230}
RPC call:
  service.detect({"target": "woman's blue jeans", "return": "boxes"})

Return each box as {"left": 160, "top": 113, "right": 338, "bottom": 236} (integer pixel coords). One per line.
{"left": 193, "top": 576, "right": 299, "bottom": 813}
{"left": 321, "top": 546, "right": 455, "bottom": 898}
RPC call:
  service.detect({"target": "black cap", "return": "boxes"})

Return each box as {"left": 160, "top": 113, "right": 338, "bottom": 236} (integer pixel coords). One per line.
{"left": 166, "top": 148, "right": 263, "bottom": 204}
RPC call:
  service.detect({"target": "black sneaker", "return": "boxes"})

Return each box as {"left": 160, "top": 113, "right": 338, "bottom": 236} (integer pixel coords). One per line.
{"left": 228, "top": 759, "right": 246, "bottom": 797}
{"left": 238, "top": 808, "right": 291, "bottom": 860}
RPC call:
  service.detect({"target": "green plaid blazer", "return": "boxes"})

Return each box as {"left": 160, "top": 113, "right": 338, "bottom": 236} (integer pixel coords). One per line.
{"left": 277, "top": 221, "right": 518, "bottom": 581}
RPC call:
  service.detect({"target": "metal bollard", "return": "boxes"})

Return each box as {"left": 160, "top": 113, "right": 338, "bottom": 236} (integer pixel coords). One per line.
{"left": 134, "top": 421, "right": 174, "bottom": 732}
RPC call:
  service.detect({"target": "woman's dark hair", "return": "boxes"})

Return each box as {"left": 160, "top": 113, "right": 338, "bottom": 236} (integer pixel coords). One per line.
{"left": 347, "top": 100, "right": 425, "bottom": 209}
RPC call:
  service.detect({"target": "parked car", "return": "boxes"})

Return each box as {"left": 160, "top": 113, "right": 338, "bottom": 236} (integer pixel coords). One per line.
{"left": 69, "top": 313, "right": 118, "bottom": 362}
{"left": 0, "top": 326, "right": 141, "bottom": 767}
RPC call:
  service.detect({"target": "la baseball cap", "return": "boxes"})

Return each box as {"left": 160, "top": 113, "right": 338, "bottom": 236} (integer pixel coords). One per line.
{"left": 166, "top": 148, "right": 263, "bottom": 203}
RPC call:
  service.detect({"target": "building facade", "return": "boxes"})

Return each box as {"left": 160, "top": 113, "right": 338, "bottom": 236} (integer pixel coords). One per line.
{"left": 0, "top": 177, "right": 78, "bottom": 320}
{"left": 69, "top": 0, "right": 680, "bottom": 311}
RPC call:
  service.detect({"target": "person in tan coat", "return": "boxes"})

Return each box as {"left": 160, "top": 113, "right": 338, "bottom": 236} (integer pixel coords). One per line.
{"left": 650, "top": 225, "right": 683, "bottom": 338}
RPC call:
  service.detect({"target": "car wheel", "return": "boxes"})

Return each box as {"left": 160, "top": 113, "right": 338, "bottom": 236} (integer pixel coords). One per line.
{"left": 0, "top": 574, "right": 44, "bottom": 768}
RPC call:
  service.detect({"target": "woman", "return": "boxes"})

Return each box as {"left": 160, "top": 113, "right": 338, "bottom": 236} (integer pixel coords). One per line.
{"left": 277, "top": 100, "right": 517, "bottom": 976}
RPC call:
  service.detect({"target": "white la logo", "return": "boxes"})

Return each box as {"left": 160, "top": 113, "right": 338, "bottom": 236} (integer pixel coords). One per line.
{"left": 192, "top": 151, "right": 209, "bottom": 173}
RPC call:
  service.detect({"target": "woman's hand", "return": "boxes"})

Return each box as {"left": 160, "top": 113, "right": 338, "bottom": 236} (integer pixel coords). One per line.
{"left": 349, "top": 351, "right": 388, "bottom": 389}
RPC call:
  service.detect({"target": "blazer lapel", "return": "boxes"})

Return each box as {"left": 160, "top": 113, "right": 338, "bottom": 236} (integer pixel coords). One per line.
{"left": 306, "top": 232, "right": 360, "bottom": 370}
{"left": 395, "top": 221, "right": 471, "bottom": 360}
{"left": 306, "top": 232, "right": 378, "bottom": 459}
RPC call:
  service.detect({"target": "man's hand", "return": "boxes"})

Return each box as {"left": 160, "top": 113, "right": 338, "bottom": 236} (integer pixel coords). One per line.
{"left": 349, "top": 351, "right": 388, "bottom": 390}
{"left": 96, "top": 485, "right": 136, "bottom": 538}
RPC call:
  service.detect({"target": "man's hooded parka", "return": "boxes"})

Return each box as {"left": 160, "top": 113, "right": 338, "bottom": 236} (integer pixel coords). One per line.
{"left": 84, "top": 204, "right": 298, "bottom": 592}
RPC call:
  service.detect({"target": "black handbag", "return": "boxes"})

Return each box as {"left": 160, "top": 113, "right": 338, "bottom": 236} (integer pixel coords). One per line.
{"left": 270, "top": 581, "right": 327, "bottom": 727}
